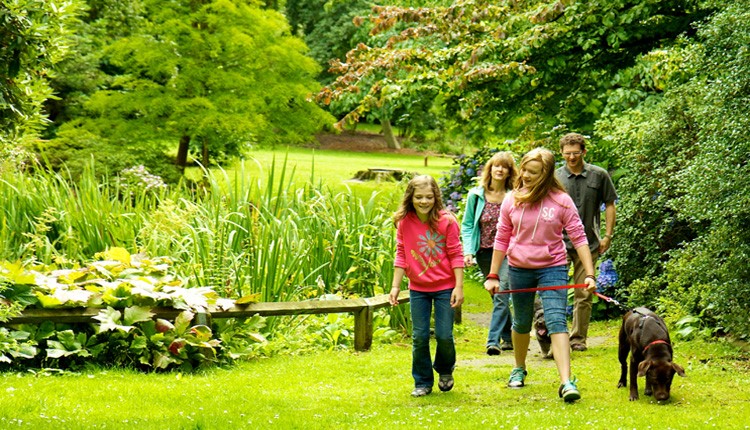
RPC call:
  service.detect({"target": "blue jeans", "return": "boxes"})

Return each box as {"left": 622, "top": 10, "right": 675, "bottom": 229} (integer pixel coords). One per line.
{"left": 509, "top": 265, "right": 569, "bottom": 335}
{"left": 476, "top": 248, "right": 512, "bottom": 346}
{"left": 410, "top": 289, "right": 456, "bottom": 388}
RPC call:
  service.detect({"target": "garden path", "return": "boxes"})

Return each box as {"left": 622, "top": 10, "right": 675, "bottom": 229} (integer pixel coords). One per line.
{"left": 460, "top": 309, "right": 610, "bottom": 369}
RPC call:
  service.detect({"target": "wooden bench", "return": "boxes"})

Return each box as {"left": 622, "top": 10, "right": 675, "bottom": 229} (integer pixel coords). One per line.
{"left": 4, "top": 291, "right": 411, "bottom": 352}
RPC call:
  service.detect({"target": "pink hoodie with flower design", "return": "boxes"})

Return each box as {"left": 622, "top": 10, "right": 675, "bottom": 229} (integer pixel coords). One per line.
{"left": 395, "top": 211, "right": 464, "bottom": 292}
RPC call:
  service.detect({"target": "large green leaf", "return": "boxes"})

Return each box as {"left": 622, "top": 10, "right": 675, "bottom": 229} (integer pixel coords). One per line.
{"left": 35, "top": 292, "right": 63, "bottom": 308}
{"left": 93, "top": 307, "right": 134, "bottom": 333}
{"left": 96, "top": 247, "right": 132, "bottom": 265}
{"left": 123, "top": 306, "right": 155, "bottom": 326}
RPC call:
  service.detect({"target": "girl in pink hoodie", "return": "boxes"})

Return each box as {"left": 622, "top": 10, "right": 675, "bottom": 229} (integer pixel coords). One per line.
{"left": 389, "top": 175, "right": 464, "bottom": 397}
{"left": 483, "top": 148, "right": 597, "bottom": 402}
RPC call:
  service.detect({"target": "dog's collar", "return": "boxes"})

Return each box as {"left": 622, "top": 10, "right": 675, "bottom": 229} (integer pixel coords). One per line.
{"left": 643, "top": 339, "right": 670, "bottom": 353}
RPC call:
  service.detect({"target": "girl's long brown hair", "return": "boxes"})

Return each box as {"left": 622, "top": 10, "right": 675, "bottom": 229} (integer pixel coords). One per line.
{"left": 480, "top": 151, "right": 517, "bottom": 192}
{"left": 513, "top": 147, "right": 566, "bottom": 205}
{"left": 393, "top": 175, "right": 445, "bottom": 231}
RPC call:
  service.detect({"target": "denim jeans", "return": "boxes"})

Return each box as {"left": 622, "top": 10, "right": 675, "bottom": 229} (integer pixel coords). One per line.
{"left": 410, "top": 289, "right": 456, "bottom": 388}
{"left": 476, "top": 248, "right": 512, "bottom": 346}
{"left": 508, "top": 265, "right": 569, "bottom": 335}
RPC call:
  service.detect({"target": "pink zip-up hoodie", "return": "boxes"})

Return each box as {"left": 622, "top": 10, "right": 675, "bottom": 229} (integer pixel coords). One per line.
{"left": 395, "top": 211, "right": 464, "bottom": 292}
{"left": 493, "top": 189, "right": 588, "bottom": 269}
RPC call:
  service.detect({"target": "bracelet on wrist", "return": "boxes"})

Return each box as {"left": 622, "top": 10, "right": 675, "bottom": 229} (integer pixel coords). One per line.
{"left": 585, "top": 275, "right": 596, "bottom": 281}
{"left": 604, "top": 233, "right": 613, "bottom": 239}
{"left": 486, "top": 273, "right": 499, "bottom": 280}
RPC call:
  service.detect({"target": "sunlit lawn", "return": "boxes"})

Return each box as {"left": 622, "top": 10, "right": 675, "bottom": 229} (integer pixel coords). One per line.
{"left": 237, "top": 146, "right": 454, "bottom": 196}
{"left": 2, "top": 280, "right": 748, "bottom": 429}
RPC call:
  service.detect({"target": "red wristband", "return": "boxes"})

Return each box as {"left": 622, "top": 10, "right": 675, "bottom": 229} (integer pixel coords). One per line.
{"left": 486, "top": 273, "right": 499, "bottom": 280}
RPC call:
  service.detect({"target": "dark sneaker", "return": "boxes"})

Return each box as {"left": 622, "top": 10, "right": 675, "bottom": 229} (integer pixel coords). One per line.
{"left": 508, "top": 367, "right": 527, "bottom": 388}
{"left": 559, "top": 377, "right": 581, "bottom": 402}
{"left": 486, "top": 345, "right": 501, "bottom": 356}
{"left": 411, "top": 387, "right": 432, "bottom": 397}
{"left": 500, "top": 341, "right": 513, "bottom": 351}
{"left": 438, "top": 374, "right": 454, "bottom": 392}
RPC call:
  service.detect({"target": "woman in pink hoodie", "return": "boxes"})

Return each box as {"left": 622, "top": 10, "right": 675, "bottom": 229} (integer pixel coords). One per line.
{"left": 483, "top": 148, "right": 597, "bottom": 402}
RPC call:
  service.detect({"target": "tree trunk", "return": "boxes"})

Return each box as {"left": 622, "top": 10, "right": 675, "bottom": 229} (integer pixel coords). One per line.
{"left": 381, "top": 118, "right": 401, "bottom": 149}
{"left": 176, "top": 135, "right": 190, "bottom": 174}
{"left": 202, "top": 141, "right": 209, "bottom": 166}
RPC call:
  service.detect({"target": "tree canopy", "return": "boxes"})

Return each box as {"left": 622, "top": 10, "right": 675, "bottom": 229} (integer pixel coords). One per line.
{"left": 40, "top": 0, "right": 333, "bottom": 177}
{"left": 0, "top": 0, "right": 80, "bottom": 148}
{"left": 318, "top": 0, "right": 712, "bottom": 143}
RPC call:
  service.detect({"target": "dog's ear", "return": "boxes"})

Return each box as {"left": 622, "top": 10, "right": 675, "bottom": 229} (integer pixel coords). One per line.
{"left": 672, "top": 362, "right": 686, "bottom": 377}
{"left": 637, "top": 360, "right": 652, "bottom": 377}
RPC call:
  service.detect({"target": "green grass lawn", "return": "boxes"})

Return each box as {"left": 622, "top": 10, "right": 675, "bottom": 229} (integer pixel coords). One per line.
{"left": 235, "top": 146, "right": 455, "bottom": 196}
{"left": 186, "top": 146, "right": 456, "bottom": 205}
{"left": 2, "top": 279, "right": 748, "bottom": 429}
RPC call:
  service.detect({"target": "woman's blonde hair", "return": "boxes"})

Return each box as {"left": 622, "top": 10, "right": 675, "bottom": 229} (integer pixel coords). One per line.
{"left": 513, "top": 147, "right": 565, "bottom": 205}
{"left": 480, "top": 151, "right": 517, "bottom": 192}
{"left": 393, "top": 174, "right": 444, "bottom": 230}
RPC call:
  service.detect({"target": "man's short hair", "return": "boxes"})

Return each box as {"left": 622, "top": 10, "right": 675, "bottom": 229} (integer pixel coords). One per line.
{"left": 559, "top": 133, "right": 586, "bottom": 151}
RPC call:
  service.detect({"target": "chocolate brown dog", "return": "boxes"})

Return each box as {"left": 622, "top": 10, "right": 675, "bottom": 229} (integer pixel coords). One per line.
{"left": 617, "top": 307, "right": 686, "bottom": 401}
{"left": 533, "top": 298, "right": 552, "bottom": 359}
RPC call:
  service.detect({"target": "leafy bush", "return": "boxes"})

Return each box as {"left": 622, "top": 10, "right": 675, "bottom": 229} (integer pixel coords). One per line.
{"left": 32, "top": 125, "right": 182, "bottom": 184}
{"left": 0, "top": 248, "right": 266, "bottom": 371}
{"left": 598, "top": 0, "right": 750, "bottom": 338}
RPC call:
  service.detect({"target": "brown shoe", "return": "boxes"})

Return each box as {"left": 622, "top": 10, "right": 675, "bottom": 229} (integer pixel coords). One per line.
{"left": 571, "top": 344, "right": 588, "bottom": 352}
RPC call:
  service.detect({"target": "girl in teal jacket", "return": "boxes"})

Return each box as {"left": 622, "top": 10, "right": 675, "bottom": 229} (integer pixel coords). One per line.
{"left": 460, "top": 151, "right": 517, "bottom": 355}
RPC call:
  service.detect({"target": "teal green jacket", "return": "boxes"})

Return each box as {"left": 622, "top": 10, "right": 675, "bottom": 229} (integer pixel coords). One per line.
{"left": 460, "top": 185, "right": 486, "bottom": 256}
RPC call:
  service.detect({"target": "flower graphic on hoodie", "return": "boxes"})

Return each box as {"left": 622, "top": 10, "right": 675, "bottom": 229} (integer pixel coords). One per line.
{"left": 410, "top": 229, "right": 446, "bottom": 277}
{"left": 418, "top": 230, "right": 445, "bottom": 258}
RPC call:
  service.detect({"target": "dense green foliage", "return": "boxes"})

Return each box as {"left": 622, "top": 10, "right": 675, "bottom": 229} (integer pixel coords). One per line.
{"left": 0, "top": 250, "right": 267, "bottom": 370}
{"left": 0, "top": 0, "right": 81, "bottom": 148}
{"left": 0, "top": 157, "right": 409, "bottom": 369}
{"left": 318, "top": 0, "right": 713, "bottom": 144}
{"left": 285, "top": 0, "right": 372, "bottom": 84}
{"left": 602, "top": 0, "right": 750, "bottom": 337}
{"left": 37, "top": 0, "right": 333, "bottom": 180}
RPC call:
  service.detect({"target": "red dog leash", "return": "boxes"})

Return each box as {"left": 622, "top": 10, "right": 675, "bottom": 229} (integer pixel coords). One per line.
{"left": 492, "top": 284, "right": 624, "bottom": 308}
{"left": 493, "top": 283, "right": 588, "bottom": 294}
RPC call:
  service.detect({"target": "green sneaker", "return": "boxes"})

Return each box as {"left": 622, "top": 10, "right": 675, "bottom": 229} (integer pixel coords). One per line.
{"left": 559, "top": 377, "right": 581, "bottom": 402}
{"left": 508, "top": 367, "right": 527, "bottom": 388}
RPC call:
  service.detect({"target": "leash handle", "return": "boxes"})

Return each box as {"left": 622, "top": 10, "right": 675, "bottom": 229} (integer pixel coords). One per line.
{"left": 594, "top": 291, "right": 622, "bottom": 307}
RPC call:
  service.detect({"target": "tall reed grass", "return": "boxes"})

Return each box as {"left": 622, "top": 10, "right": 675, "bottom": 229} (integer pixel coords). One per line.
{"left": 1, "top": 156, "right": 409, "bottom": 332}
